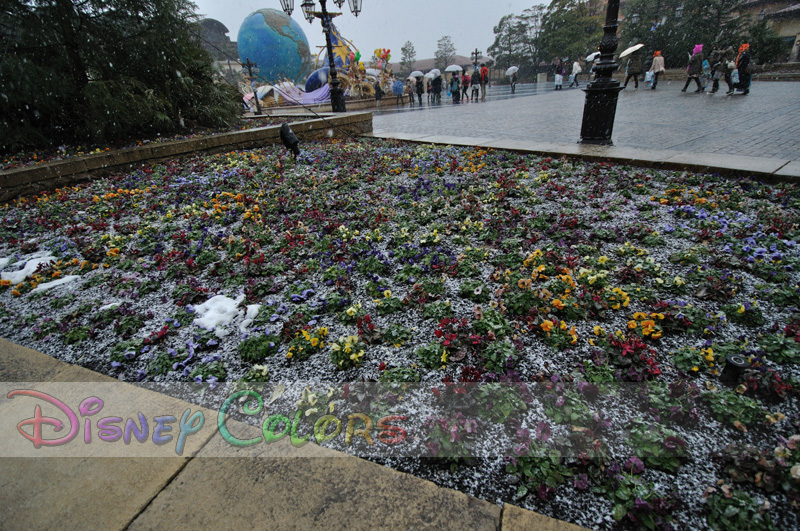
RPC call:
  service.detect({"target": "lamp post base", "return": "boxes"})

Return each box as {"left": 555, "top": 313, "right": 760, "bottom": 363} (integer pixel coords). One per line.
{"left": 579, "top": 82, "right": 623, "bottom": 145}
{"left": 330, "top": 85, "right": 347, "bottom": 112}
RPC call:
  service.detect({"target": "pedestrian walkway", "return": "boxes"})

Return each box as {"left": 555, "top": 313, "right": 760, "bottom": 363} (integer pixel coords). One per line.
{"left": 373, "top": 81, "right": 800, "bottom": 163}
{"left": 0, "top": 338, "right": 587, "bottom": 531}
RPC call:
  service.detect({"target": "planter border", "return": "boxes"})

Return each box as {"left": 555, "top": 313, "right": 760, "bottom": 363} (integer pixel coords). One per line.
{"left": 1, "top": 112, "right": 372, "bottom": 203}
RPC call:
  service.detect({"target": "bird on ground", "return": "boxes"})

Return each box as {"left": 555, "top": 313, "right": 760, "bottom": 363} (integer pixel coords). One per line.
{"left": 280, "top": 123, "right": 300, "bottom": 159}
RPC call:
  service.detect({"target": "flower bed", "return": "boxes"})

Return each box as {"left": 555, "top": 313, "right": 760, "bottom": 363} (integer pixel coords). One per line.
{"left": 1, "top": 138, "right": 799, "bottom": 530}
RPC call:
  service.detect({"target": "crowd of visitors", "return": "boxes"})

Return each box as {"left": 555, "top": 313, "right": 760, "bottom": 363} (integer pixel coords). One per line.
{"left": 381, "top": 41, "right": 754, "bottom": 110}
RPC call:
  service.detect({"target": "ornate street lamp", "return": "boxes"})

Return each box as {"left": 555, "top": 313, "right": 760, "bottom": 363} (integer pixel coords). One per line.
{"left": 579, "top": 0, "right": 623, "bottom": 145}
{"left": 279, "top": 0, "right": 294, "bottom": 15}
{"left": 283, "top": 0, "right": 360, "bottom": 112}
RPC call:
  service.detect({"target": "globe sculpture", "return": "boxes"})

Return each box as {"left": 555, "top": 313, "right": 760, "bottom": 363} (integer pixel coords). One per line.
{"left": 237, "top": 8, "right": 313, "bottom": 84}
{"left": 304, "top": 67, "right": 330, "bottom": 93}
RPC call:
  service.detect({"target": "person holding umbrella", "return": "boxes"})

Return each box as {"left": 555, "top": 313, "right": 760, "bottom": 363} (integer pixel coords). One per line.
{"left": 391, "top": 75, "right": 405, "bottom": 106}
{"left": 432, "top": 73, "right": 442, "bottom": 104}
{"left": 450, "top": 72, "right": 460, "bottom": 104}
{"left": 415, "top": 76, "right": 424, "bottom": 105}
{"left": 623, "top": 48, "right": 643, "bottom": 89}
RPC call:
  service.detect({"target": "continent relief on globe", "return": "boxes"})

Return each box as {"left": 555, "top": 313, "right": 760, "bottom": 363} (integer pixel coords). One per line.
{"left": 238, "top": 8, "right": 314, "bottom": 84}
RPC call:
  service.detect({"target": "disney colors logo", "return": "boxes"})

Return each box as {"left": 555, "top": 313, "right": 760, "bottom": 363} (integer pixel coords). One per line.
{"left": 8, "top": 389, "right": 407, "bottom": 455}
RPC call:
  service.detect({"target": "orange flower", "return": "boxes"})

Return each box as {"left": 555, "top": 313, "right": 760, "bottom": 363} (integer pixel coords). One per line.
{"left": 552, "top": 299, "right": 565, "bottom": 310}
{"left": 518, "top": 278, "right": 532, "bottom": 290}
{"left": 627, "top": 320, "right": 638, "bottom": 329}
{"left": 541, "top": 320, "right": 554, "bottom": 333}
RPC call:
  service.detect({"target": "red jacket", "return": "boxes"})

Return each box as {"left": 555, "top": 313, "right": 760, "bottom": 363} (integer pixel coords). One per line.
{"left": 480, "top": 66, "right": 488, "bottom": 83}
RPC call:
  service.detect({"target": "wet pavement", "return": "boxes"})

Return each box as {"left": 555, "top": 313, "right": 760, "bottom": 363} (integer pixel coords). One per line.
{"left": 373, "top": 80, "right": 800, "bottom": 162}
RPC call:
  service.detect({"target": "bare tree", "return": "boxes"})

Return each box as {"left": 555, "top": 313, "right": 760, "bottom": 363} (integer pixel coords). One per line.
{"left": 434, "top": 36, "right": 456, "bottom": 71}
{"left": 400, "top": 41, "right": 416, "bottom": 74}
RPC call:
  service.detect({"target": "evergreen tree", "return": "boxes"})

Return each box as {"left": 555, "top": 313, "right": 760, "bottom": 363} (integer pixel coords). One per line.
{"left": 537, "top": 0, "right": 604, "bottom": 65}
{"left": 0, "top": 0, "right": 240, "bottom": 153}
{"left": 748, "top": 20, "right": 789, "bottom": 64}
{"left": 489, "top": 7, "right": 547, "bottom": 73}
{"left": 400, "top": 41, "right": 416, "bottom": 74}
{"left": 434, "top": 36, "right": 456, "bottom": 72}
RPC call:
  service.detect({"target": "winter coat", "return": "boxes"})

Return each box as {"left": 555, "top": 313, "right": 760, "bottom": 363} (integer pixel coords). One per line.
{"left": 471, "top": 71, "right": 480, "bottom": 86}
{"left": 415, "top": 78, "right": 424, "bottom": 95}
{"left": 431, "top": 76, "right": 442, "bottom": 94}
{"left": 687, "top": 51, "right": 705, "bottom": 77}
{"left": 649, "top": 56, "right": 665, "bottom": 74}
{"left": 737, "top": 49, "right": 752, "bottom": 74}
{"left": 626, "top": 52, "right": 643, "bottom": 75}
{"left": 572, "top": 61, "right": 582, "bottom": 75}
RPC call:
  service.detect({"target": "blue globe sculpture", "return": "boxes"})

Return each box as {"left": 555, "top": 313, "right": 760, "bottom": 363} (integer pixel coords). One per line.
{"left": 304, "top": 67, "right": 330, "bottom": 92}
{"left": 237, "top": 8, "right": 312, "bottom": 84}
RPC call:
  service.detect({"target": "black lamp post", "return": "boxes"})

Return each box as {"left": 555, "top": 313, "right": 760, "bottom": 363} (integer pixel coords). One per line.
{"left": 579, "top": 0, "right": 623, "bottom": 145}
{"left": 281, "top": 0, "right": 362, "bottom": 112}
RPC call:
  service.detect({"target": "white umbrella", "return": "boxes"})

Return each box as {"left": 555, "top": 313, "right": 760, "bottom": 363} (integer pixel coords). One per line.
{"left": 444, "top": 64, "right": 463, "bottom": 72}
{"left": 424, "top": 72, "right": 435, "bottom": 79}
{"left": 586, "top": 51, "right": 601, "bottom": 62}
{"left": 408, "top": 70, "right": 424, "bottom": 78}
{"left": 428, "top": 68, "right": 441, "bottom": 76}
{"left": 505, "top": 66, "right": 519, "bottom": 76}
{"left": 619, "top": 43, "right": 645, "bottom": 59}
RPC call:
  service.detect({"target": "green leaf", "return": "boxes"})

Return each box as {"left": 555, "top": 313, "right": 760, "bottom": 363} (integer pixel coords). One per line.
{"left": 613, "top": 504, "right": 628, "bottom": 521}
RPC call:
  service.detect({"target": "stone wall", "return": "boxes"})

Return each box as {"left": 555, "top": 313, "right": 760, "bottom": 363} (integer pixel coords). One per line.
{"left": 0, "top": 112, "right": 372, "bottom": 203}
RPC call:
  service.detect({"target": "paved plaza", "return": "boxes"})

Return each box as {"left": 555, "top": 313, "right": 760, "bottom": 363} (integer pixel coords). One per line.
{"left": 373, "top": 80, "right": 800, "bottom": 162}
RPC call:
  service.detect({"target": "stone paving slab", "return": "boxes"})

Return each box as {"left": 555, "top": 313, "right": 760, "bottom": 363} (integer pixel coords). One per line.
{"left": 0, "top": 343, "right": 589, "bottom": 531}
{"left": 775, "top": 161, "right": 800, "bottom": 179}
{"left": 373, "top": 81, "right": 800, "bottom": 164}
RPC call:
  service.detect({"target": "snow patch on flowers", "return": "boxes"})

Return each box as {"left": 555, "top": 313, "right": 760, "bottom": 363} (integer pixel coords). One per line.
{"left": 31, "top": 275, "right": 80, "bottom": 293}
{"left": 1, "top": 253, "right": 57, "bottom": 284}
{"left": 239, "top": 304, "right": 261, "bottom": 332}
{"left": 191, "top": 294, "right": 245, "bottom": 337}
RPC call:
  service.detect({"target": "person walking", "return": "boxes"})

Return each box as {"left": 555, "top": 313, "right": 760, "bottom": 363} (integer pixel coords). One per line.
{"left": 553, "top": 58, "right": 565, "bottom": 90}
{"left": 406, "top": 79, "right": 415, "bottom": 105}
{"left": 569, "top": 59, "right": 582, "bottom": 88}
{"left": 373, "top": 78, "right": 384, "bottom": 105}
{"left": 710, "top": 45, "right": 735, "bottom": 94}
{"left": 648, "top": 51, "right": 666, "bottom": 89}
{"left": 432, "top": 73, "right": 443, "bottom": 104}
{"left": 450, "top": 72, "right": 460, "bottom": 104}
{"left": 681, "top": 44, "right": 705, "bottom": 93}
{"left": 471, "top": 69, "right": 481, "bottom": 101}
{"left": 461, "top": 71, "right": 471, "bottom": 101}
{"left": 415, "top": 76, "right": 424, "bottom": 105}
{"left": 479, "top": 63, "right": 488, "bottom": 101}
{"left": 623, "top": 49, "right": 643, "bottom": 89}
{"left": 734, "top": 43, "right": 752, "bottom": 95}
{"left": 510, "top": 71, "right": 517, "bottom": 93}
{"left": 391, "top": 76, "right": 405, "bottom": 106}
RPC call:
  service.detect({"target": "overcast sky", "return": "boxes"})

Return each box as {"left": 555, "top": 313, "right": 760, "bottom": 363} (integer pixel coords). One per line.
{"left": 192, "top": 1, "right": 542, "bottom": 61}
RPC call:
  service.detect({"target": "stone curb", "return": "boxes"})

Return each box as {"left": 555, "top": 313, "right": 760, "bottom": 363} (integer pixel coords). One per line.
{"left": 362, "top": 132, "right": 800, "bottom": 181}
{"left": 0, "top": 112, "right": 373, "bottom": 204}
{"left": 0, "top": 339, "right": 590, "bottom": 531}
